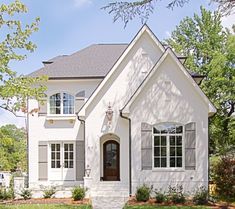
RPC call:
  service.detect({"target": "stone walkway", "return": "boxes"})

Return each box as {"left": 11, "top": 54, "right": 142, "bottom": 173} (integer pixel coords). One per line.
{"left": 92, "top": 196, "right": 128, "bottom": 209}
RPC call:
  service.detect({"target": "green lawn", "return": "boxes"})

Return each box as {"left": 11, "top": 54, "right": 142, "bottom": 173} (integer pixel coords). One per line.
{"left": 0, "top": 205, "right": 92, "bottom": 209}
{"left": 123, "top": 206, "right": 210, "bottom": 209}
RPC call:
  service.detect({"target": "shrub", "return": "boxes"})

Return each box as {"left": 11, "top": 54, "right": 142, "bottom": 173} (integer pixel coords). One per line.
{"left": 155, "top": 190, "right": 167, "bottom": 203}
{"left": 19, "top": 188, "right": 32, "bottom": 200}
{"left": 72, "top": 186, "right": 86, "bottom": 201}
{"left": 135, "top": 184, "right": 152, "bottom": 202}
{"left": 212, "top": 155, "right": 235, "bottom": 201}
{"left": 193, "top": 186, "right": 208, "bottom": 205}
{"left": 0, "top": 188, "right": 14, "bottom": 200}
{"left": 168, "top": 185, "right": 186, "bottom": 204}
{"left": 43, "top": 186, "right": 56, "bottom": 199}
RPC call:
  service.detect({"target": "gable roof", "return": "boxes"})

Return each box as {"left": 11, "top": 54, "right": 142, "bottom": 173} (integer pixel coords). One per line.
{"left": 78, "top": 24, "right": 167, "bottom": 116}
{"left": 121, "top": 48, "right": 216, "bottom": 116}
{"left": 29, "top": 44, "right": 128, "bottom": 79}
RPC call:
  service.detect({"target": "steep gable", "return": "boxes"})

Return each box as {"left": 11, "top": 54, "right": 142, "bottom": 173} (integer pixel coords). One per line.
{"left": 121, "top": 48, "right": 216, "bottom": 116}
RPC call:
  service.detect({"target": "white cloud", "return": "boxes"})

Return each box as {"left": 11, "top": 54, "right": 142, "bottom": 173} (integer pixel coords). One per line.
{"left": 221, "top": 11, "right": 235, "bottom": 30}
{"left": 73, "top": 0, "right": 92, "bottom": 9}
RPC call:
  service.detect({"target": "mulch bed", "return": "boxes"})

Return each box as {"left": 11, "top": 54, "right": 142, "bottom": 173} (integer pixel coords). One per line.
{"left": 0, "top": 198, "right": 90, "bottom": 205}
{"left": 127, "top": 197, "right": 235, "bottom": 209}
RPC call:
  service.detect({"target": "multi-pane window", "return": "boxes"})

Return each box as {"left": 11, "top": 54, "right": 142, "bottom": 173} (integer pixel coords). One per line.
{"left": 64, "top": 144, "right": 74, "bottom": 168}
{"left": 49, "top": 93, "right": 74, "bottom": 115}
{"left": 153, "top": 123, "right": 183, "bottom": 168}
{"left": 51, "top": 144, "right": 61, "bottom": 168}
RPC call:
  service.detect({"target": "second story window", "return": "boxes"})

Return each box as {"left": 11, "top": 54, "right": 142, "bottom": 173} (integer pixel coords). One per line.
{"left": 49, "top": 93, "right": 74, "bottom": 115}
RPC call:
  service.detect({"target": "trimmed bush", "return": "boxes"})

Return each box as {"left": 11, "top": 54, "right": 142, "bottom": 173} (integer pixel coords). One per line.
{"left": 212, "top": 155, "right": 235, "bottom": 201}
{"left": 193, "top": 186, "right": 208, "bottom": 205}
{"left": 43, "top": 186, "right": 56, "bottom": 199}
{"left": 135, "top": 184, "right": 152, "bottom": 202}
{"left": 19, "top": 188, "right": 32, "bottom": 200}
{"left": 0, "top": 188, "right": 14, "bottom": 200}
{"left": 72, "top": 186, "right": 86, "bottom": 201}
{"left": 168, "top": 185, "right": 186, "bottom": 204}
{"left": 155, "top": 190, "right": 167, "bottom": 203}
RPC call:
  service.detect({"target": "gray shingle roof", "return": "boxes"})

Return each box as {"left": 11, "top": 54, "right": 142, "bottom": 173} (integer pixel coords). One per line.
{"left": 29, "top": 43, "right": 202, "bottom": 79}
{"left": 29, "top": 44, "right": 128, "bottom": 79}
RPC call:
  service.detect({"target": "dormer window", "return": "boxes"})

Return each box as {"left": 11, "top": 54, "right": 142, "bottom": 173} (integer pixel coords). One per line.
{"left": 49, "top": 93, "right": 74, "bottom": 115}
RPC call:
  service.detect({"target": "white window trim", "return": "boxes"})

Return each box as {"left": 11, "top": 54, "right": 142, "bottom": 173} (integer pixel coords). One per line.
{"left": 152, "top": 124, "right": 185, "bottom": 171}
{"left": 47, "top": 92, "right": 75, "bottom": 116}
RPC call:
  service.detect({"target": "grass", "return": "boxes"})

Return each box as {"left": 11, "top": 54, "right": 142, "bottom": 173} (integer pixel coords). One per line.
{"left": 123, "top": 206, "right": 210, "bottom": 209}
{"left": 0, "top": 205, "right": 92, "bottom": 209}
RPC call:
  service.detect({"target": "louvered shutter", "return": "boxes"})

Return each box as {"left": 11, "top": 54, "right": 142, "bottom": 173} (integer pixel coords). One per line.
{"left": 75, "top": 91, "right": 85, "bottom": 113}
{"left": 38, "top": 141, "right": 48, "bottom": 180}
{"left": 38, "top": 95, "right": 47, "bottom": 116}
{"left": 76, "top": 141, "right": 85, "bottom": 181}
{"left": 141, "top": 122, "right": 152, "bottom": 170}
{"left": 185, "top": 122, "right": 196, "bottom": 170}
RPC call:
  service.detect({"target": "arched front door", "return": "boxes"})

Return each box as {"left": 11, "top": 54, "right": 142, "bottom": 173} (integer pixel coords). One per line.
{"left": 103, "top": 140, "right": 120, "bottom": 181}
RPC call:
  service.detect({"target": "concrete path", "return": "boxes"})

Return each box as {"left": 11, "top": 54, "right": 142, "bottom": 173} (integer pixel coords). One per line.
{"left": 92, "top": 196, "right": 128, "bottom": 209}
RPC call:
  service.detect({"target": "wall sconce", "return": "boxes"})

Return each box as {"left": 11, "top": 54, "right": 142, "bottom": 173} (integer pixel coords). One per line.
{"left": 85, "top": 166, "right": 91, "bottom": 177}
{"left": 105, "top": 103, "right": 113, "bottom": 124}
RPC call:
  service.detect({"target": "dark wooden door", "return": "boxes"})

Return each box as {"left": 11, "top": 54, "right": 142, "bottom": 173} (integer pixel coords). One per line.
{"left": 103, "top": 140, "right": 120, "bottom": 181}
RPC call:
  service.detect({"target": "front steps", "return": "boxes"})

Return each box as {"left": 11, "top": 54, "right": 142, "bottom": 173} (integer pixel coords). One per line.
{"left": 89, "top": 182, "right": 129, "bottom": 209}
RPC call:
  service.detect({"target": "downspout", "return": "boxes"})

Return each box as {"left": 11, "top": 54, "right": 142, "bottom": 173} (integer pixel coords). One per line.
{"left": 76, "top": 113, "right": 86, "bottom": 177}
{"left": 120, "top": 110, "right": 132, "bottom": 196}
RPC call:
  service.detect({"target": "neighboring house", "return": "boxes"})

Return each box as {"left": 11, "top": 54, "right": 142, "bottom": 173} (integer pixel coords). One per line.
{"left": 0, "top": 172, "right": 11, "bottom": 188}
{"left": 28, "top": 25, "right": 216, "bottom": 198}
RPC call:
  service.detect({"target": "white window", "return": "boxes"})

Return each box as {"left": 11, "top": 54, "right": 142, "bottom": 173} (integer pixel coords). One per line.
{"left": 49, "top": 93, "right": 74, "bottom": 115}
{"left": 153, "top": 123, "right": 183, "bottom": 169}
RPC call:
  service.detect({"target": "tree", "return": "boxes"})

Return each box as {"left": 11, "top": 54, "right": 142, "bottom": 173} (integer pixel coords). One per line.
{"left": 102, "top": 0, "right": 235, "bottom": 27}
{"left": 0, "top": 0, "right": 47, "bottom": 116}
{"left": 0, "top": 124, "right": 27, "bottom": 171}
{"left": 165, "top": 7, "right": 235, "bottom": 154}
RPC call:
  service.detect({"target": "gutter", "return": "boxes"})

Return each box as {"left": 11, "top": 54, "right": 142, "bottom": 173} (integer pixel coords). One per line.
{"left": 76, "top": 113, "right": 86, "bottom": 177}
{"left": 120, "top": 110, "right": 132, "bottom": 196}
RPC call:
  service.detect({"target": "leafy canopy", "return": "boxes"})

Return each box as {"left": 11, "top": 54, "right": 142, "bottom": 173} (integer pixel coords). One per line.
{"left": 0, "top": 124, "right": 27, "bottom": 171}
{"left": 102, "top": 0, "right": 235, "bottom": 27}
{"left": 0, "top": 0, "right": 47, "bottom": 116}
{"left": 165, "top": 7, "right": 235, "bottom": 154}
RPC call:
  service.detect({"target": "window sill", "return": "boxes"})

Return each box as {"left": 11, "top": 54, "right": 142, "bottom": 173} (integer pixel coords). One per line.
{"left": 152, "top": 168, "right": 185, "bottom": 172}
{"left": 46, "top": 115, "right": 76, "bottom": 121}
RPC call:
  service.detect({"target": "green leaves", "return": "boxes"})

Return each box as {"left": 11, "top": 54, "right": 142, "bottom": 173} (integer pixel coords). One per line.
{"left": 0, "top": 0, "right": 47, "bottom": 115}
{"left": 165, "top": 7, "right": 235, "bottom": 154}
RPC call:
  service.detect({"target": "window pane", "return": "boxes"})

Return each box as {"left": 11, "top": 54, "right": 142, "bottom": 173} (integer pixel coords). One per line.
{"left": 170, "top": 136, "right": 175, "bottom": 145}
{"left": 64, "top": 144, "right": 68, "bottom": 151}
{"left": 161, "top": 158, "right": 167, "bottom": 167}
{"left": 63, "top": 93, "right": 74, "bottom": 114}
{"left": 154, "top": 136, "right": 160, "bottom": 146}
{"left": 56, "top": 161, "right": 60, "bottom": 168}
{"left": 154, "top": 147, "right": 160, "bottom": 156}
{"left": 161, "top": 136, "right": 166, "bottom": 146}
{"left": 154, "top": 158, "right": 160, "bottom": 167}
{"left": 56, "top": 144, "right": 60, "bottom": 151}
{"left": 176, "top": 136, "right": 182, "bottom": 145}
{"left": 64, "top": 152, "right": 68, "bottom": 160}
{"left": 64, "top": 161, "right": 68, "bottom": 168}
{"left": 51, "top": 152, "right": 55, "bottom": 160}
{"left": 176, "top": 147, "right": 182, "bottom": 156}
{"left": 51, "top": 161, "right": 55, "bottom": 168}
{"left": 170, "top": 147, "right": 176, "bottom": 156}
{"left": 176, "top": 125, "right": 183, "bottom": 133}
{"left": 50, "top": 93, "right": 61, "bottom": 114}
{"left": 170, "top": 157, "right": 175, "bottom": 167}
{"left": 153, "top": 127, "right": 160, "bottom": 134}
{"left": 69, "top": 161, "right": 73, "bottom": 168}
{"left": 161, "top": 147, "right": 167, "bottom": 156}
{"left": 69, "top": 152, "right": 73, "bottom": 159}
{"left": 177, "top": 157, "right": 182, "bottom": 167}
{"left": 51, "top": 144, "right": 55, "bottom": 151}
{"left": 69, "top": 144, "right": 73, "bottom": 151}
{"left": 56, "top": 152, "right": 60, "bottom": 159}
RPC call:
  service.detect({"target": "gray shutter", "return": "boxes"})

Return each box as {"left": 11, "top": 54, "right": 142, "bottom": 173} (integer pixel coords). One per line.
{"left": 141, "top": 122, "right": 152, "bottom": 170}
{"left": 38, "top": 98, "right": 47, "bottom": 116}
{"left": 185, "top": 122, "right": 196, "bottom": 170}
{"left": 38, "top": 141, "right": 48, "bottom": 180}
{"left": 75, "top": 91, "right": 85, "bottom": 113}
{"left": 76, "top": 141, "right": 85, "bottom": 181}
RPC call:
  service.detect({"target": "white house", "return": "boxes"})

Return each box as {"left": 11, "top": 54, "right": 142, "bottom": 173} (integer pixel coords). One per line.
{"left": 27, "top": 25, "right": 216, "bottom": 198}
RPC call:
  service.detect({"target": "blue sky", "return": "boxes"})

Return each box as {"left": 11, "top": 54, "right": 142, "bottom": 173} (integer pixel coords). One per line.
{"left": 0, "top": 0, "right": 234, "bottom": 127}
